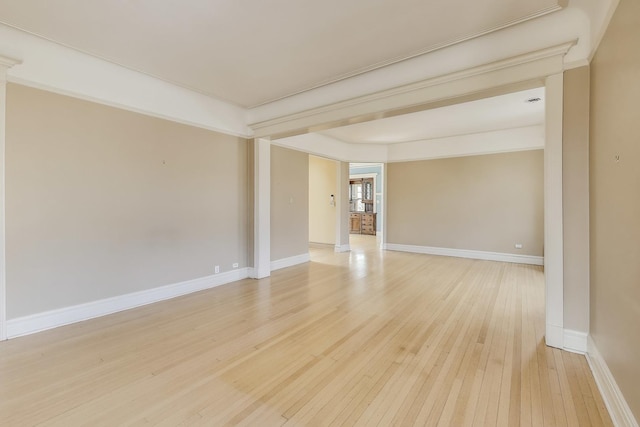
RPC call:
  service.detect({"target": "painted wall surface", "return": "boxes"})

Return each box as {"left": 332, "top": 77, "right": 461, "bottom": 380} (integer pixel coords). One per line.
{"left": 309, "top": 156, "right": 337, "bottom": 244}
{"left": 387, "top": 150, "right": 543, "bottom": 255}
{"left": 349, "top": 164, "right": 383, "bottom": 232}
{"left": 590, "top": 0, "right": 640, "bottom": 419}
{"left": 271, "top": 146, "right": 309, "bottom": 261}
{"left": 562, "top": 66, "right": 590, "bottom": 333}
{"left": 5, "top": 84, "right": 248, "bottom": 318}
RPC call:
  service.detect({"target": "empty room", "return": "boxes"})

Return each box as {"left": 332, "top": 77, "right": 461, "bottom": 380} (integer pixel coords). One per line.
{"left": 0, "top": 1, "right": 638, "bottom": 426}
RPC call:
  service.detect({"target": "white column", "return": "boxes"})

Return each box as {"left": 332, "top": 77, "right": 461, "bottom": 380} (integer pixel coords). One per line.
{"left": 334, "top": 161, "right": 350, "bottom": 252}
{"left": 253, "top": 137, "right": 271, "bottom": 279}
{"left": 544, "top": 72, "right": 564, "bottom": 349}
{"left": 0, "top": 55, "right": 20, "bottom": 341}
{"left": 381, "top": 163, "right": 387, "bottom": 249}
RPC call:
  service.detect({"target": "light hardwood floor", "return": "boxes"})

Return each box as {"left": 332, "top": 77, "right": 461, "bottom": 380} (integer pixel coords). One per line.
{"left": 0, "top": 236, "right": 612, "bottom": 426}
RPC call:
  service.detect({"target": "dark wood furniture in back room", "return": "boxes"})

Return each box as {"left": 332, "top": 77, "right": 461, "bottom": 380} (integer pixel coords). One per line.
{"left": 349, "top": 178, "right": 376, "bottom": 235}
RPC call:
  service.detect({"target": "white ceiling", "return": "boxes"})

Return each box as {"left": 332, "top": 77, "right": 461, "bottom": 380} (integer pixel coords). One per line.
{"left": 319, "top": 87, "right": 545, "bottom": 144}
{"left": 0, "top": 0, "right": 563, "bottom": 108}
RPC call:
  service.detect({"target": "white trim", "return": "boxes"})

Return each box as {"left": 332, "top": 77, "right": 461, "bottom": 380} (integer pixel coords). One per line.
{"left": 381, "top": 164, "right": 388, "bottom": 248}
{"left": 250, "top": 41, "right": 576, "bottom": 138}
{"left": 564, "top": 58, "right": 590, "bottom": 70}
{"left": 563, "top": 329, "right": 588, "bottom": 354}
{"left": 270, "top": 253, "right": 310, "bottom": 271}
{"left": 335, "top": 161, "right": 350, "bottom": 251}
{"left": 0, "top": 24, "right": 250, "bottom": 138}
{"left": 0, "top": 55, "right": 21, "bottom": 341}
{"left": 6, "top": 268, "right": 250, "bottom": 339}
{"left": 10, "top": 77, "right": 251, "bottom": 139}
{"left": 248, "top": 5, "right": 563, "bottom": 109}
{"left": 587, "top": 0, "right": 621, "bottom": 63}
{"left": 254, "top": 138, "right": 271, "bottom": 279}
{"left": 384, "top": 243, "right": 543, "bottom": 265}
{"left": 0, "top": 54, "right": 22, "bottom": 68}
{"left": 545, "top": 323, "right": 564, "bottom": 349}
{"left": 349, "top": 162, "right": 384, "bottom": 168}
{"left": 544, "top": 73, "right": 565, "bottom": 349}
{"left": 587, "top": 336, "right": 639, "bottom": 427}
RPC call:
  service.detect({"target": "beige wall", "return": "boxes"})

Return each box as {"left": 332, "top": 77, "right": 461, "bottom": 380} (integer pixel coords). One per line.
{"left": 309, "top": 156, "right": 337, "bottom": 244}
{"left": 5, "top": 84, "right": 248, "bottom": 318}
{"left": 562, "top": 66, "right": 590, "bottom": 333}
{"left": 387, "top": 150, "right": 544, "bottom": 256}
{"left": 271, "top": 146, "right": 309, "bottom": 261}
{"left": 590, "top": 0, "right": 640, "bottom": 419}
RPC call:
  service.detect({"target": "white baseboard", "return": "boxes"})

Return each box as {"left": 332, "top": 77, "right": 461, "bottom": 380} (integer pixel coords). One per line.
{"left": 384, "top": 243, "right": 544, "bottom": 266}
{"left": 270, "top": 253, "right": 310, "bottom": 271}
{"left": 563, "top": 329, "right": 588, "bottom": 354}
{"left": 587, "top": 336, "right": 639, "bottom": 427}
{"left": 334, "top": 244, "right": 351, "bottom": 253}
{"left": 546, "top": 323, "right": 564, "bottom": 349}
{"left": 6, "top": 268, "right": 250, "bottom": 339}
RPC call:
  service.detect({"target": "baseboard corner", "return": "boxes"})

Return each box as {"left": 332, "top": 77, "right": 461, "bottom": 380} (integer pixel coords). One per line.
{"left": 563, "top": 329, "right": 588, "bottom": 354}
{"left": 270, "top": 253, "right": 310, "bottom": 271}
{"left": 334, "top": 244, "right": 351, "bottom": 253}
{"left": 587, "top": 336, "right": 639, "bottom": 427}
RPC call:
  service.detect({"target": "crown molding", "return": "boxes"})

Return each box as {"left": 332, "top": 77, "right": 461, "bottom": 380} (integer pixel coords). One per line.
{"left": 0, "top": 54, "right": 21, "bottom": 68}
{"left": 564, "top": 58, "right": 590, "bottom": 70}
{"left": 0, "top": 24, "right": 249, "bottom": 138}
{"left": 587, "top": 0, "right": 620, "bottom": 63}
{"left": 248, "top": 3, "right": 566, "bottom": 109}
{"left": 250, "top": 41, "right": 577, "bottom": 139}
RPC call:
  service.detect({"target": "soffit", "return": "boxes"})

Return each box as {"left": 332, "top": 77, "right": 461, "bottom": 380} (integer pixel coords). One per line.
{"left": 319, "top": 87, "right": 545, "bottom": 144}
{"left": 0, "top": 0, "right": 563, "bottom": 107}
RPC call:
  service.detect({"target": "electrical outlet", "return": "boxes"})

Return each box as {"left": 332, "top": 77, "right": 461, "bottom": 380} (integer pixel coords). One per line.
{"left": 232, "top": 263, "right": 239, "bottom": 268}
{"left": 214, "top": 265, "right": 220, "bottom": 274}
{"left": 515, "top": 244, "right": 523, "bottom": 249}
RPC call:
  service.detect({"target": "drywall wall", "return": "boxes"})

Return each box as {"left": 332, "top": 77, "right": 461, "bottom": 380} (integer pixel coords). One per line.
{"left": 309, "top": 156, "right": 337, "bottom": 244}
{"left": 562, "top": 66, "right": 590, "bottom": 333}
{"left": 5, "top": 83, "right": 248, "bottom": 319}
{"left": 590, "top": 0, "right": 640, "bottom": 420}
{"left": 271, "top": 146, "right": 309, "bottom": 261}
{"left": 387, "top": 150, "right": 543, "bottom": 255}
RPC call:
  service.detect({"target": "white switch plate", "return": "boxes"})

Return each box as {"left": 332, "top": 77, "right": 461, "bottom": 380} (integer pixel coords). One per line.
{"left": 515, "top": 244, "right": 523, "bottom": 249}
{"left": 215, "top": 265, "right": 220, "bottom": 273}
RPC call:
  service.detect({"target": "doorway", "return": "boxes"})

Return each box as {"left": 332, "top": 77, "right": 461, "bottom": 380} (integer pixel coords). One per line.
{"left": 349, "top": 163, "right": 384, "bottom": 250}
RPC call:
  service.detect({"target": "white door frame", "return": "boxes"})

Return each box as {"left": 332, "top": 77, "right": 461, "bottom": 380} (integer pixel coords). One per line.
{"left": 251, "top": 42, "right": 574, "bottom": 349}
{"left": 350, "top": 169, "right": 384, "bottom": 246}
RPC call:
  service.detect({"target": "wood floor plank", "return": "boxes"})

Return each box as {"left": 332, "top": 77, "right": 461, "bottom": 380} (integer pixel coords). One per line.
{"left": 0, "top": 236, "right": 614, "bottom": 426}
